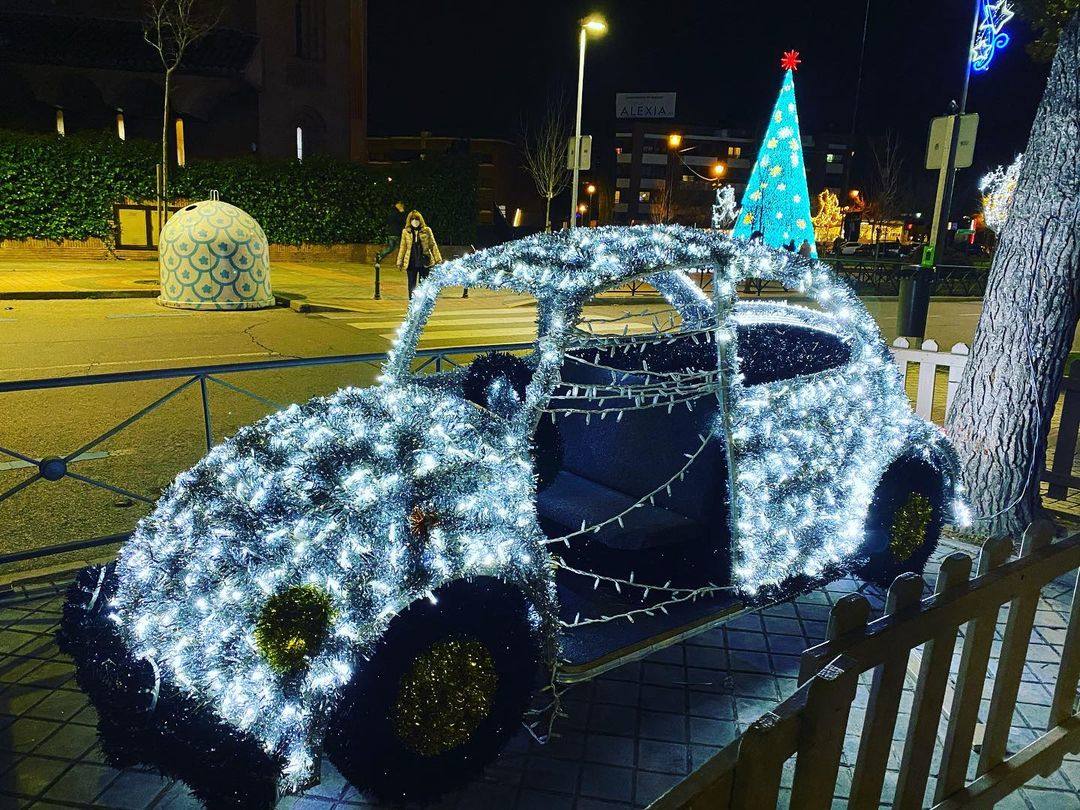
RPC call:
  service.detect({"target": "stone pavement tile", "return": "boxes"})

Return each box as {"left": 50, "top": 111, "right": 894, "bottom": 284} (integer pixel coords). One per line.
{"left": 588, "top": 704, "right": 638, "bottom": 738}
{"left": 539, "top": 728, "right": 585, "bottom": 761}
{"left": 152, "top": 783, "right": 206, "bottom": 809}
{"left": 646, "top": 646, "right": 684, "bottom": 666}
{"left": 728, "top": 672, "right": 779, "bottom": 700}
{"left": 31, "top": 722, "right": 97, "bottom": 761}
{"left": 94, "top": 770, "right": 171, "bottom": 809}
{"left": 1020, "top": 787, "right": 1080, "bottom": 808}
{"left": 684, "top": 628, "right": 724, "bottom": 648}
{"left": 515, "top": 788, "right": 575, "bottom": 810}
{"left": 0, "top": 716, "right": 60, "bottom": 753}
{"left": 39, "top": 761, "right": 116, "bottom": 803}
{"left": 683, "top": 667, "right": 732, "bottom": 693}
{"left": 634, "top": 769, "right": 681, "bottom": 807}
{"left": 687, "top": 717, "right": 737, "bottom": 747}
{"left": 0, "top": 685, "right": 48, "bottom": 717}
{"left": 641, "top": 662, "right": 683, "bottom": 686}
{"left": 22, "top": 690, "right": 87, "bottom": 725}
{"left": 689, "top": 744, "right": 721, "bottom": 771}
{"left": 0, "top": 755, "right": 66, "bottom": 801}
{"left": 522, "top": 756, "right": 579, "bottom": 794}
{"left": 726, "top": 630, "right": 767, "bottom": 652}
{"left": 729, "top": 650, "right": 773, "bottom": 674}
{"left": 726, "top": 614, "right": 762, "bottom": 632}
{"left": 687, "top": 691, "right": 735, "bottom": 720}
{"left": 636, "top": 740, "right": 689, "bottom": 776}
{"left": 584, "top": 734, "right": 635, "bottom": 767}
{"left": 763, "top": 615, "right": 803, "bottom": 636}
{"left": 579, "top": 763, "right": 634, "bottom": 802}
{"left": 451, "top": 781, "right": 519, "bottom": 810}
{"left": 683, "top": 645, "right": 727, "bottom": 670}
{"left": 576, "top": 798, "right": 634, "bottom": 810}
{"left": 591, "top": 678, "right": 639, "bottom": 707}
{"left": 639, "top": 685, "right": 684, "bottom": 714}
{"left": 18, "top": 663, "right": 74, "bottom": 692}
{"left": 637, "top": 711, "right": 686, "bottom": 744}
{"left": 0, "top": 658, "right": 44, "bottom": 686}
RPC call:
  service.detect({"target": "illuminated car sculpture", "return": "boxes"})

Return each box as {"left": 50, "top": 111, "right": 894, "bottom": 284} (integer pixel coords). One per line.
{"left": 60, "top": 226, "right": 964, "bottom": 806}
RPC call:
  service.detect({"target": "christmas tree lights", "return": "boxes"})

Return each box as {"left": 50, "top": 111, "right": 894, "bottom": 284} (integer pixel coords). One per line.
{"left": 733, "top": 52, "right": 818, "bottom": 256}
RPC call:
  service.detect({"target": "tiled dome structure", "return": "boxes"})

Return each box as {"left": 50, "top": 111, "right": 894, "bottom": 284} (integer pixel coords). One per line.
{"left": 158, "top": 199, "right": 274, "bottom": 310}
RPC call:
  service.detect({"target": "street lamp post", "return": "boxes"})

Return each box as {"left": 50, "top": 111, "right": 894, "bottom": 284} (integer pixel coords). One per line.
{"left": 586, "top": 182, "right": 596, "bottom": 224}
{"left": 570, "top": 14, "right": 607, "bottom": 230}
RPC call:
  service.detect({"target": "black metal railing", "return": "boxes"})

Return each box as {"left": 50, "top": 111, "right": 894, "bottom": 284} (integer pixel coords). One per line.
{"left": 0, "top": 341, "right": 531, "bottom": 570}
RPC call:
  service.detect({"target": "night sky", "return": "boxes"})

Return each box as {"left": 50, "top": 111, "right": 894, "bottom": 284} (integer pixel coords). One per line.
{"left": 368, "top": 0, "right": 1050, "bottom": 209}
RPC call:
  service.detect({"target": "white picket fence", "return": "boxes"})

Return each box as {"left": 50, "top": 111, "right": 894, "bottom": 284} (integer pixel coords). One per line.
{"left": 889, "top": 338, "right": 971, "bottom": 424}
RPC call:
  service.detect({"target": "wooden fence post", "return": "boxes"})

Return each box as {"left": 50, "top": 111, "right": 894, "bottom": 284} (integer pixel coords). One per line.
{"left": 1049, "top": 558, "right": 1080, "bottom": 730}
{"left": 730, "top": 713, "right": 788, "bottom": 808}
{"left": 799, "top": 593, "right": 869, "bottom": 684}
{"left": 977, "top": 520, "right": 1056, "bottom": 776}
{"left": 893, "top": 553, "right": 973, "bottom": 810}
{"left": 935, "top": 534, "right": 1015, "bottom": 802}
{"left": 849, "top": 573, "right": 924, "bottom": 809}
{"left": 790, "top": 655, "right": 860, "bottom": 810}
{"left": 1047, "top": 359, "right": 1080, "bottom": 499}
{"left": 915, "top": 339, "right": 940, "bottom": 420}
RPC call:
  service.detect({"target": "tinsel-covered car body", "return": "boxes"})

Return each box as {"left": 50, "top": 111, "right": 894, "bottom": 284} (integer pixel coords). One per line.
{"left": 62, "top": 226, "right": 963, "bottom": 801}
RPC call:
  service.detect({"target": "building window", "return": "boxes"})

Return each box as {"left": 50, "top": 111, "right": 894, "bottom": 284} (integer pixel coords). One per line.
{"left": 294, "top": 0, "right": 326, "bottom": 60}
{"left": 55, "top": 108, "right": 65, "bottom": 137}
{"left": 614, "top": 190, "right": 621, "bottom": 204}
{"left": 727, "top": 145, "right": 742, "bottom": 158}
{"left": 638, "top": 191, "right": 651, "bottom": 203}
{"left": 296, "top": 126, "right": 304, "bottom": 161}
{"left": 827, "top": 153, "right": 838, "bottom": 163}
{"left": 116, "top": 111, "right": 126, "bottom": 141}
{"left": 174, "top": 118, "right": 186, "bottom": 166}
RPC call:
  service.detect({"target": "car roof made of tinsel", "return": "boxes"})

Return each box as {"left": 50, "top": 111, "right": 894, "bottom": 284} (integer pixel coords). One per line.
{"left": 427, "top": 225, "right": 763, "bottom": 299}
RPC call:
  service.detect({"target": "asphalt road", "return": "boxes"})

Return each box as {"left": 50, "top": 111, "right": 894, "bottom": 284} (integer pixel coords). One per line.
{"left": 0, "top": 293, "right": 1061, "bottom": 573}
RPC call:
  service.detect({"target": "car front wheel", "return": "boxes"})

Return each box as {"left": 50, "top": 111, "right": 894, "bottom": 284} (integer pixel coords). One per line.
{"left": 856, "top": 456, "right": 948, "bottom": 588}
{"left": 325, "top": 577, "right": 543, "bottom": 803}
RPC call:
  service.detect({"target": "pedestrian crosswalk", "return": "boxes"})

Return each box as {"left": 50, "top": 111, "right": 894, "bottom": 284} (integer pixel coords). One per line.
{"left": 341, "top": 306, "right": 657, "bottom": 349}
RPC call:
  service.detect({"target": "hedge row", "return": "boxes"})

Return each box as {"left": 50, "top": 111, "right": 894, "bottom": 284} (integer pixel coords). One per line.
{"left": 0, "top": 130, "right": 477, "bottom": 245}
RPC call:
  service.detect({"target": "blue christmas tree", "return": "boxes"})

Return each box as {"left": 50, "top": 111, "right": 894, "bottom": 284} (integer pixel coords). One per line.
{"left": 733, "top": 51, "right": 817, "bottom": 257}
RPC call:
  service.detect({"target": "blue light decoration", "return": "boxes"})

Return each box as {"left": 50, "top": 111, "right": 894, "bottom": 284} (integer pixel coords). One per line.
{"left": 971, "top": 0, "right": 1015, "bottom": 73}
{"left": 732, "top": 51, "right": 818, "bottom": 257}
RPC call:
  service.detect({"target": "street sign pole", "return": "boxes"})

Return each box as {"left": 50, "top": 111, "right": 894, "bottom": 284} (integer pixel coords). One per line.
{"left": 929, "top": 0, "right": 984, "bottom": 266}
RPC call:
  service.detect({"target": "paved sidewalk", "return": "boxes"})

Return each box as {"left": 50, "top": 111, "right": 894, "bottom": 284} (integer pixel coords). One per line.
{"left": 1, "top": 540, "right": 1077, "bottom": 809}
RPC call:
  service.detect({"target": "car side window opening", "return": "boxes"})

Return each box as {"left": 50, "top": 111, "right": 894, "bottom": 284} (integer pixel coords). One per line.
{"left": 534, "top": 272, "right": 732, "bottom": 585}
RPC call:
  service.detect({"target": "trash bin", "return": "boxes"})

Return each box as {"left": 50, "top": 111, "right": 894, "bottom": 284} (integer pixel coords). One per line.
{"left": 897, "top": 265, "right": 932, "bottom": 339}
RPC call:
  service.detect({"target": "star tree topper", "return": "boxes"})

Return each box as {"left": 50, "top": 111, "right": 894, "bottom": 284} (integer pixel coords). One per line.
{"left": 780, "top": 50, "right": 802, "bottom": 72}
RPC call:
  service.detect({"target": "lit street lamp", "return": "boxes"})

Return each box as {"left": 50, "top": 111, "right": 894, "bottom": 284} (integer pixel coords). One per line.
{"left": 586, "top": 183, "right": 597, "bottom": 224}
{"left": 711, "top": 162, "right": 727, "bottom": 180}
{"left": 570, "top": 14, "right": 607, "bottom": 230}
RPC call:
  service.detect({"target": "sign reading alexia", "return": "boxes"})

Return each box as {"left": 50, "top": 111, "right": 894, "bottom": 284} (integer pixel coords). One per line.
{"left": 616, "top": 92, "right": 676, "bottom": 119}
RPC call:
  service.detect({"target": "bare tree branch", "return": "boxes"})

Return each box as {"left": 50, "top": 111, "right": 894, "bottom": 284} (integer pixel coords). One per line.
{"left": 521, "top": 93, "right": 572, "bottom": 232}
{"left": 144, "top": 0, "right": 220, "bottom": 229}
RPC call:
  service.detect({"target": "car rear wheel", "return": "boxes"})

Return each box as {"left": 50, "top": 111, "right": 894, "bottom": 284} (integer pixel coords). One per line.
{"left": 856, "top": 456, "right": 947, "bottom": 588}
{"left": 324, "top": 577, "right": 543, "bottom": 803}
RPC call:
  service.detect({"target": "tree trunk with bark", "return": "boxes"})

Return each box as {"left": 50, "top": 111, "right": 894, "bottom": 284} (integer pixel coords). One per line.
{"left": 946, "top": 11, "right": 1080, "bottom": 538}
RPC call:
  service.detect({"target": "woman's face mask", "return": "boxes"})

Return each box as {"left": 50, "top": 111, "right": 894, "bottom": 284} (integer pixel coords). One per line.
{"left": 411, "top": 219, "right": 420, "bottom": 228}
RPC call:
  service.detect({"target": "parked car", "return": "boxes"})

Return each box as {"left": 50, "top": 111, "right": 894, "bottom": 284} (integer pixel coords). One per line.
{"left": 61, "top": 226, "right": 964, "bottom": 806}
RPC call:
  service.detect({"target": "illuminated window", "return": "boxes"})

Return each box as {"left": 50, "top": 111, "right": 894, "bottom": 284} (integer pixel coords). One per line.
{"left": 116, "top": 111, "right": 126, "bottom": 141}
{"left": 174, "top": 118, "right": 186, "bottom": 167}
{"left": 614, "top": 190, "right": 621, "bottom": 203}
{"left": 296, "top": 126, "right": 304, "bottom": 161}
{"left": 727, "top": 146, "right": 742, "bottom": 158}
{"left": 55, "top": 108, "right": 65, "bottom": 137}
{"left": 638, "top": 191, "right": 651, "bottom": 203}
{"left": 826, "top": 153, "right": 838, "bottom": 163}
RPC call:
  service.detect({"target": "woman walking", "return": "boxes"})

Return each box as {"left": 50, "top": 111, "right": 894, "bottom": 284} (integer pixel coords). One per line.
{"left": 396, "top": 210, "right": 443, "bottom": 299}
